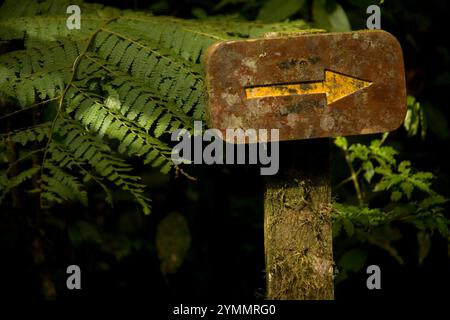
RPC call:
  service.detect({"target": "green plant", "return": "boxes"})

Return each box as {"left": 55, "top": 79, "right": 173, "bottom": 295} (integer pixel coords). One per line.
{"left": 0, "top": 0, "right": 309, "bottom": 213}
{"left": 333, "top": 118, "right": 449, "bottom": 281}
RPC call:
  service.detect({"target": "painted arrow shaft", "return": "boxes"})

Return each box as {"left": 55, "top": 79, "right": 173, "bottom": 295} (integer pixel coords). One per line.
{"left": 246, "top": 81, "right": 324, "bottom": 99}
{"left": 245, "top": 70, "right": 372, "bottom": 105}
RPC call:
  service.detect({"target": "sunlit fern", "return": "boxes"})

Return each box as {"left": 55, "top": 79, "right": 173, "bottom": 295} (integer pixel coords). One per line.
{"left": 0, "top": 0, "right": 308, "bottom": 213}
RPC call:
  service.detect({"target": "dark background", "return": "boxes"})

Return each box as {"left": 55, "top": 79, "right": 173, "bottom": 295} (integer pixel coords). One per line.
{"left": 1, "top": 0, "right": 449, "bottom": 301}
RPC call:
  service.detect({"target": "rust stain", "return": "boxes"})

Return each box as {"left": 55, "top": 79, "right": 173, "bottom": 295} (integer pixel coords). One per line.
{"left": 204, "top": 30, "right": 407, "bottom": 142}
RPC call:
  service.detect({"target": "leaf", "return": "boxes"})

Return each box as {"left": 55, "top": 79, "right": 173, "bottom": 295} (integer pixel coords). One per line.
{"left": 362, "top": 161, "right": 374, "bottom": 183}
{"left": 419, "top": 194, "right": 448, "bottom": 210}
{"left": 154, "top": 113, "right": 171, "bottom": 137}
{"left": 398, "top": 160, "right": 411, "bottom": 173}
{"left": 334, "top": 136, "right": 348, "bottom": 150}
{"left": 387, "top": 175, "right": 403, "bottom": 189}
{"left": 68, "top": 221, "right": 102, "bottom": 247}
{"left": 406, "top": 95, "right": 416, "bottom": 106}
{"left": 391, "top": 190, "right": 402, "bottom": 202}
{"left": 257, "top": 0, "right": 305, "bottom": 22}
{"left": 420, "top": 103, "right": 427, "bottom": 140}
{"left": 400, "top": 181, "right": 413, "bottom": 199}
{"left": 342, "top": 218, "right": 355, "bottom": 237}
{"left": 312, "top": 0, "right": 351, "bottom": 32}
{"left": 0, "top": 165, "right": 40, "bottom": 203}
{"left": 349, "top": 144, "right": 370, "bottom": 161}
{"left": 372, "top": 145, "right": 397, "bottom": 166}
{"left": 338, "top": 248, "right": 367, "bottom": 273}
{"left": 160, "top": 162, "right": 172, "bottom": 174}
{"left": 156, "top": 212, "right": 191, "bottom": 275}
{"left": 404, "top": 95, "right": 426, "bottom": 138}
{"left": 105, "top": 94, "right": 121, "bottom": 112}
{"left": 417, "top": 231, "right": 431, "bottom": 265}
{"left": 191, "top": 8, "right": 208, "bottom": 19}
{"left": 332, "top": 220, "right": 342, "bottom": 238}
{"left": 373, "top": 179, "right": 390, "bottom": 192}
{"left": 410, "top": 175, "right": 433, "bottom": 194}
{"left": 368, "top": 226, "right": 404, "bottom": 265}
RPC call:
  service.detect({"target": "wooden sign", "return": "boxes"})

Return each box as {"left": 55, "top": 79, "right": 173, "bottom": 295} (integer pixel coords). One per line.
{"left": 205, "top": 30, "right": 407, "bottom": 141}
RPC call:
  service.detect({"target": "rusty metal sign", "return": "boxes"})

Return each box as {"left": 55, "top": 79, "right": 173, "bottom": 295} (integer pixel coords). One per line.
{"left": 204, "top": 30, "right": 407, "bottom": 142}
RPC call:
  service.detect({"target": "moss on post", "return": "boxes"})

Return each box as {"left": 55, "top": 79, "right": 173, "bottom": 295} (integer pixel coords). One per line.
{"left": 264, "top": 139, "right": 334, "bottom": 300}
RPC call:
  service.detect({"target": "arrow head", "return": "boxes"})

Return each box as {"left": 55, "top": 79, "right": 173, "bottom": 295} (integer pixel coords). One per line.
{"left": 324, "top": 70, "right": 372, "bottom": 104}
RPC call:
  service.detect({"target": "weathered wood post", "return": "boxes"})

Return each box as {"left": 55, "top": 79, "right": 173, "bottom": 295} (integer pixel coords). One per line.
{"left": 205, "top": 30, "right": 406, "bottom": 299}
{"left": 264, "top": 139, "right": 333, "bottom": 299}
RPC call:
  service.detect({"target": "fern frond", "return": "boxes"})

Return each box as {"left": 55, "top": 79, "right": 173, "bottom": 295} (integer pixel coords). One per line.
{"left": 0, "top": 123, "right": 51, "bottom": 146}
{"left": 65, "top": 86, "right": 173, "bottom": 166}
{"left": 110, "top": 15, "right": 226, "bottom": 63}
{"left": 0, "top": 0, "right": 119, "bottom": 46}
{"left": 46, "top": 116, "right": 153, "bottom": 213}
{"left": 0, "top": 40, "right": 85, "bottom": 106}
{"left": 92, "top": 28, "right": 205, "bottom": 118}
{"left": 0, "top": 165, "right": 39, "bottom": 204}
{"left": 41, "top": 161, "right": 88, "bottom": 207}
{"left": 0, "top": 0, "right": 309, "bottom": 213}
{"left": 0, "top": 0, "right": 83, "bottom": 19}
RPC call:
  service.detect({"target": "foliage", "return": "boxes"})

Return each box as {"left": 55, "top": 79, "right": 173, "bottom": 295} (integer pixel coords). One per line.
{"left": 156, "top": 212, "right": 191, "bottom": 275}
{"left": 1, "top": 0, "right": 449, "bottom": 298}
{"left": 404, "top": 95, "right": 427, "bottom": 139}
{"left": 0, "top": 0, "right": 309, "bottom": 214}
{"left": 333, "top": 128, "right": 449, "bottom": 281}
{"left": 152, "top": 0, "right": 351, "bottom": 32}
{"left": 257, "top": 0, "right": 305, "bottom": 22}
{"left": 312, "top": 0, "right": 350, "bottom": 32}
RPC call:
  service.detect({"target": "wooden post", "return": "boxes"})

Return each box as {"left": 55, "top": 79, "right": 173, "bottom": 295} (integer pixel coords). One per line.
{"left": 264, "top": 139, "right": 333, "bottom": 299}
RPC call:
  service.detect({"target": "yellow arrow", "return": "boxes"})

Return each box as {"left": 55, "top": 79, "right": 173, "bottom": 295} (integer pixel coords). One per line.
{"left": 245, "top": 70, "right": 372, "bottom": 104}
